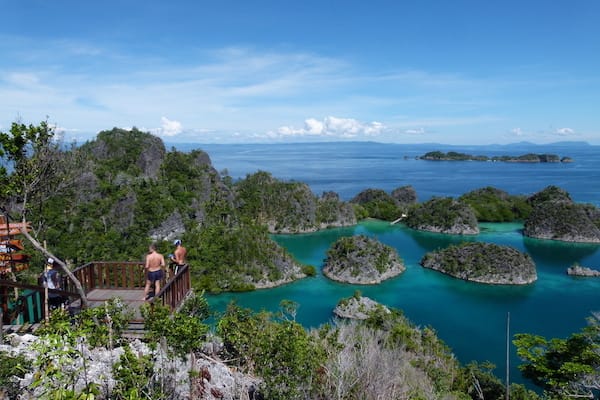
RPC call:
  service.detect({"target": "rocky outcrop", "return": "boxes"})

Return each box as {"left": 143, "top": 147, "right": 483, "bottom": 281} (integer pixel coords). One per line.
{"left": 323, "top": 235, "right": 405, "bottom": 284}
{"left": 391, "top": 185, "right": 418, "bottom": 207}
{"left": 317, "top": 191, "right": 357, "bottom": 229}
{"left": 527, "top": 185, "right": 572, "bottom": 208}
{"left": 333, "top": 295, "right": 391, "bottom": 319}
{"left": 567, "top": 265, "right": 600, "bottom": 277}
{"left": 2, "top": 334, "right": 260, "bottom": 400}
{"left": 523, "top": 200, "right": 600, "bottom": 243}
{"left": 405, "top": 197, "right": 479, "bottom": 235}
{"left": 420, "top": 242, "right": 537, "bottom": 285}
{"left": 235, "top": 172, "right": 356, "bottom": 234}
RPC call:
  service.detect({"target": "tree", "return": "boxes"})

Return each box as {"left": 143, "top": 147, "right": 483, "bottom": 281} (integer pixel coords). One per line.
{"left": 0, "top": 120, "right": 90, "bottom": 308}
{"left": 0, "top": 120, "right": 61, "bottom": 219}
{"left": 514, "top": 315, "right": 600, "bottom": 398}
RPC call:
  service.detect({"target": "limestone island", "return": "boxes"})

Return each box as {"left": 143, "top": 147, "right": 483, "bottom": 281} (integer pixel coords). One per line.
{"left": 404, "top": 197, "right": 479, "bottom": 235}
{"left": 323, "top": 235, "right": 405, "bottom": 284}
{"left": 333, "top": 294, "right": 391, "bottom": 320}
{"left": 567, "top": 264, "right": 600, "bottom": 277}
{"left": 523, "top": 186, "right": 600, "bottom": 243}
{"left": 419, "top": 151, "right": 569, "bottom": 163}
{"left": 420, "top": 242, "right": 537, "bottom": 284}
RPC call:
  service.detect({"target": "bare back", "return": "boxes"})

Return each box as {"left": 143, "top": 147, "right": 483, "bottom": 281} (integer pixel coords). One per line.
{"left": 146, "top": 251, "right": 165, "bottom": 272}
{"left": 174, "top": 246, "right": 187, "bottom": 265}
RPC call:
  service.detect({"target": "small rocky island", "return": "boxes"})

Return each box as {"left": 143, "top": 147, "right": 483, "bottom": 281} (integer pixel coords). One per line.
{"left": 404, "top": 197, "right": 479, "bottom": 235}
{"left": 523, "top": 186, "right": 600, "bottom": 243}
{"left": 333, "top": 293, "right": 391, "bottom": 320}
{"left": 323, "top": 235, "right": 405, "bottom": 284}
{"left": 419, "top": 151, "right": 570, "bottom": 163}
{"left": 420, "top": 242, "right": 537, "bottom": 284}
{"left": 567, "top": 264, "right": 600, "bottom": 277}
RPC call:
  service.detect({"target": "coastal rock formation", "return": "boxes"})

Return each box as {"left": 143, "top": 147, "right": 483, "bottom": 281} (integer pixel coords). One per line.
{"left": 419, "top": 150, "right": 566, "bottom": 163}
{"left": 523, "top": 186, "right": 600, "bottom": 243}
{"left": 323, "top": 235, "right": 405, "bottom": 284}
{"left": 458, "top": 186, "right": 531, "bottom": 222}
{"left": 405, "top": 197, "right": 479, "bottom": 234}
{"left": 350, "top": 188, "right": 401, "bottom": 221}
{"left": 235, "top": 171, "right": 356, "bottom": 233}
{"left": 317, "top": 191, "right": 357, "bottom": 229}
{"left": 391, "top": 185, "right": 418, "bottom": 207}
{"left": 527, "top": 185, "right": 572, "bottom": 208}
{"left": 420, "top": 242, "right": 537, "bottom": 284}
{"left": 567, "top": 264, "right": 600, "bottom": 277}
{"left": 333, "top": 295, "right": 391, "bottom": 319}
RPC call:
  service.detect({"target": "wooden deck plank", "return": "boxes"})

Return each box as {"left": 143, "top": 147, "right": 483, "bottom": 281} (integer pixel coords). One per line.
{"left": 85, "top": 288, "right": 147, "bottom": 321}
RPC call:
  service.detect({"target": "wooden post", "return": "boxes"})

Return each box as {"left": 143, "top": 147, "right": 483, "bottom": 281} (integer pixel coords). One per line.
{"left": 506, "top": 311, "right": 510, "bottom": 400}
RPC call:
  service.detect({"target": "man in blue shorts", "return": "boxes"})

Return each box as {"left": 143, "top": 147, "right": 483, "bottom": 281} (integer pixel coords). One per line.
{"left": 144, "top": 243, "right": 165, "bottom": 300}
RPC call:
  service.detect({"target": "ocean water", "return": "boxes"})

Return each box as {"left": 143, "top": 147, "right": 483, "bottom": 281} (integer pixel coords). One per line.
{"left": 183, "top": 141, "right": 600, "bottom": 386}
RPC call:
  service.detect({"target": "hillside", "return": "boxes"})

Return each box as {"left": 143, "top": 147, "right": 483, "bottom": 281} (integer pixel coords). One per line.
{"left": 6, "top": 127, "right": 313, "bottom": 292}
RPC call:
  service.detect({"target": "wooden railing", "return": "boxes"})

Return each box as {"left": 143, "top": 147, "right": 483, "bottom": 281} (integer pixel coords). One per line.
{"left": 0, "top": 280, "right": 81, "bottom": 324}
{"left": 150, "top": 264, "right": 191, "bottom": 311}
{"left": 69, "top": 261, "right": 147, "bottom": 293}
{"left": 68, "top": 261, "right": 191, "bottom": 311}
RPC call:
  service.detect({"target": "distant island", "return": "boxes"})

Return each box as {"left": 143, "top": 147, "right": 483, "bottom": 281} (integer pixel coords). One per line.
{"left": 419, "top": 151, "right": 573, "bottom": 163}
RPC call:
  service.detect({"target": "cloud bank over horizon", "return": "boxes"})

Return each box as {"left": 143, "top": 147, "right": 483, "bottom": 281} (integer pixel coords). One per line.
{"left": 1, "top": 2, "right": 599, "bottom": 145}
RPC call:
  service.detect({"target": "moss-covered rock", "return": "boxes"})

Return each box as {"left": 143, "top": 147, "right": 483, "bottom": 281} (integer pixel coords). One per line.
{"left": 420, "top": 242, "right": 537, "bottom": 284}
{"left": 323, "top": 235, "right": 405, "bottom": 284}
{"left": 458, "top": 186, "right": 531, "bottom": 222}
{"left": 523, "top": 200, "right": 600, "bottom": 243}
{"left": 405, "top": 197, "right": 479, "bottom": 234}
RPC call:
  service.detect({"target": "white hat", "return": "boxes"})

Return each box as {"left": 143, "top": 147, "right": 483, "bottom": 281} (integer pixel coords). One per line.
{"left": 47, "top": 257, "right": 54, "bottom": 264}
{"left": 173, "top": 239, "right": 182, "bottom": 246}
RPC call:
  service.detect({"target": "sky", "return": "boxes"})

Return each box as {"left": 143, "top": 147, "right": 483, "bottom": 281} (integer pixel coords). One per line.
{"left": 1, "top": 0, "right": 599, "bottom": 145}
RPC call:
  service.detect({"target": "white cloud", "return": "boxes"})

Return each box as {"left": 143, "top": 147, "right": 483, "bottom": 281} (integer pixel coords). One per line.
{"left": 404, "top": 127, "right": 426, "bottom": 135}
{"left": 156, "top": 117, "right": 183, "bottom": 137}
{"left": 554, "top": 127, "right": 575, "bottom": 136}
{"left": 510, "top": 127, "right": 524, "bottom": 136}
{"left": 275, "top": 116, "right": 385, "bottom": 139}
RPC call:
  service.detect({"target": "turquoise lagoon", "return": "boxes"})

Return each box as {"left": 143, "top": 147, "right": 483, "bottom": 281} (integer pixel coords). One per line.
{"left": 208, "top": 220, "right": 600, "bottom": 385}
{"left": 196, "top": 141, "right": 600, "bottom": 385}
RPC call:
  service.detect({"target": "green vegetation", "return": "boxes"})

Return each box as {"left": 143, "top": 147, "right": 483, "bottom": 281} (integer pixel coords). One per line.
{"left": 323, "top": 235, "right": 404, "bottom": 283}
{"left": 141, "top": 292, "right": 210, "bottom": 358}
{"left": 514, "top": 315, "right": 600, "bottom": 398}
{"left": 350, "top": 188, "right": 403, "bottom": 221}
{"left": 2, "top": 121, "right": 597, "bottom": 399}
{"left": 1, "top": 123, "right": 305, "bottom": 291}
{"left": 0, "top": 351, "right": 31, "bottom": 399}
{"left": 405, "top": 197, "right": 479, "bottom": 233}
{"left": 235, "top": 170, "right": 317, "bottom": 232}
{"left": 420, "top": 242, "right": 537, "bottom": 284}
{"left": 523, "top": 186, "right": 600, "bottom": 243}
{"left": 459, "top": 186, "right": 532, "bottom": 222}
{"left": 420, "top": 151, "right": 563, "bottom": 163}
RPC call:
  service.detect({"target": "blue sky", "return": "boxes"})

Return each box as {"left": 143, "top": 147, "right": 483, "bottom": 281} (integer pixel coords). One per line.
{"left": 1, "top": 0, "right": 599, "bottom": 144}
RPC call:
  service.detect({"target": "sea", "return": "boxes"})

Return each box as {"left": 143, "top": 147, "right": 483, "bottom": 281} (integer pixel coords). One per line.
{"left": 174, "top": 140, "right": 600, "bottom": 387}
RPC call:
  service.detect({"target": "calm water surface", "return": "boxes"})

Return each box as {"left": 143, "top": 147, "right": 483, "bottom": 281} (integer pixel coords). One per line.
{"left": 184, "top": 141, "right": 600, "bottom": 385}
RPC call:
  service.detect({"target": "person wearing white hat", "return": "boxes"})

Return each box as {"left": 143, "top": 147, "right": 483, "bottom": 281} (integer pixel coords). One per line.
{"left": 42, "top": 257, "right": 63, "bottom": 309}
{"left": 168, "top": 239, "right": 187, "bottom": 277}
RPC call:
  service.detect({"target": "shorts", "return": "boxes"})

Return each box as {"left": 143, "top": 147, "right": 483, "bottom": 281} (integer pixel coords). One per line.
{"left": 147, "top": 269, "right": 164, "bottom": 283}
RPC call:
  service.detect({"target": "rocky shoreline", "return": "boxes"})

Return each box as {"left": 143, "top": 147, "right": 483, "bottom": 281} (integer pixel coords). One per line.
{"left": 323, "top": 235, "right": 405, "bottom": 284}
{"left": 420, "top": 242, "right": 537, "bottom": 285}
{"left": 567, "top": 264, "right": 600, "bottom": 277}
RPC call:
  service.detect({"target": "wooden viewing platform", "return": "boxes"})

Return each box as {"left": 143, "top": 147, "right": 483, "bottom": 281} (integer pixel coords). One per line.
{"left": 1, "top": 261, "right": 191, "bottom": 330}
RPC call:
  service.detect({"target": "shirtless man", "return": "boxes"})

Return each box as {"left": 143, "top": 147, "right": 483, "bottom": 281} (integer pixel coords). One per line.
{"left": 169, "top": 239, "right": 187, "bottom": 276}
{"left": 144, "top": 243, "right": 165, "bottom": 300}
